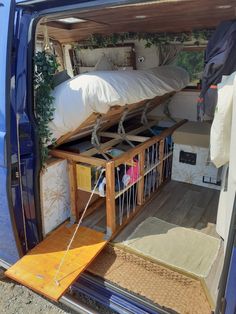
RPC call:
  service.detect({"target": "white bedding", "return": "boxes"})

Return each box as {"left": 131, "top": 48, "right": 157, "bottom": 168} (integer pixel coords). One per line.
{"left": 49, "top": 65, "right": 189, "bottom": 141}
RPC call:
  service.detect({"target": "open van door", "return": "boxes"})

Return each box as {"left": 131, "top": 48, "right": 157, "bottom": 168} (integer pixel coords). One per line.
{"left": 0, "top": 0, "right": 22, "bottom": 266}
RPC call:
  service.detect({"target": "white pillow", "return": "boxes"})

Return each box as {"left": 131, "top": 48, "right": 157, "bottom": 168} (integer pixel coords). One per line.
{"left": 94, "top": 55, "right": 115, "bottom": 71}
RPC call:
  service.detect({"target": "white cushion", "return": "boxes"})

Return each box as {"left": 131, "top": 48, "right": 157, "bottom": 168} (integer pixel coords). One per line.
{"left": 94, "top": 55, "right": 115, "bottom": 71}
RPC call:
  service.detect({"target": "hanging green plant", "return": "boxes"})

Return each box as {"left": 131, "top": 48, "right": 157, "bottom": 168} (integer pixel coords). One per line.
{"left": 77, "top": 29, "right": 214, "bottom": 49}
{"left": 34, "top": 51, "right": 59, "bottom": 168}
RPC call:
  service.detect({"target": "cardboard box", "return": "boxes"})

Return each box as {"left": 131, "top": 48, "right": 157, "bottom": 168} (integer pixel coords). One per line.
{"left": 172, "top": 144, "right": 221, "bottom": 190}
{"left": 172, "top": 121, "right": 211, "bottom": 148}
{"left": 76, "top": 163, "right": 98, "bottom": 191}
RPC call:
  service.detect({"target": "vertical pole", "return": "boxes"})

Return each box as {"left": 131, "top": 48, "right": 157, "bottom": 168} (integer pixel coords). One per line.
{"left": 68, "top": 161, "right": 78, "bottom": 223}
{"left": 159, "top": 139, "right": 165, "bottom": 185}
{"left": 106, "top": 161, "right": 116, "bottom": 237}
{"left": 137, "top": 150, "right": 145, "bottom": 205}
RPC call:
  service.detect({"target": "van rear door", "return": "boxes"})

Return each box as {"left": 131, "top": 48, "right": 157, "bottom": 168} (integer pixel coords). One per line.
{"left": 0, "top": 0, "right": 22, "bottom": 266}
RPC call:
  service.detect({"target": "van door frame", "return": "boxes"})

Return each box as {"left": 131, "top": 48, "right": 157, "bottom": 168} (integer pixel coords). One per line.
{"left": 16, "top": 0, "right": 236, "bottom": 312}
{"left": 0, "top": 0, "right": 23, "bottom": 266}
{"left": 15, "top": 0, "right": 156, "bottom": 251}
{"left": 216, "top": 194, "right": 236, "bottom": 314}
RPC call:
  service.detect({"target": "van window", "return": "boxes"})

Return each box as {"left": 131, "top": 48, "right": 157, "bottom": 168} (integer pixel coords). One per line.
{"left": 176, "top": 49, "right": 204, "bottom": 89}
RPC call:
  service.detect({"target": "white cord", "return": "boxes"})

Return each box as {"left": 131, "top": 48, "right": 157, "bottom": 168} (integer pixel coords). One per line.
{"left": 53, "top": 168, "right": 105, "bottom": 286}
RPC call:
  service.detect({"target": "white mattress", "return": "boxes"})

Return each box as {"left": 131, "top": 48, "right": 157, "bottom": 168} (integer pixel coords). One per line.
{"left": 49, "top": 65, "right": 189, "bottom": 141}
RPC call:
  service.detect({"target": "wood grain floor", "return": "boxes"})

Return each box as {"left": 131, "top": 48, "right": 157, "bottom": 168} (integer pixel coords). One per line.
{"left": 114, "top": 180, "right": 220, "bottom": 243}
{"left": 83, "top": 180, "right": 223, "bottom": 305}
{"left": 113, "top": 180, "right": 224, "bottom": 305}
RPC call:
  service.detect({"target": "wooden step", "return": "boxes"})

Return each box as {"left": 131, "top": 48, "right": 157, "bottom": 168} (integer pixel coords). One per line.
{"left": 5, "top": 224, "right": 107, "bottom": 301}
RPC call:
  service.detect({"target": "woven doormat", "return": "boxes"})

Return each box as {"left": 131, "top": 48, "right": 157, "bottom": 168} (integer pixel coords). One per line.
{"left": 88, "top": 246, "right": 212, "bottom": 314}
{"left": 120, "top": 217, "right": 221, "bottom": 278}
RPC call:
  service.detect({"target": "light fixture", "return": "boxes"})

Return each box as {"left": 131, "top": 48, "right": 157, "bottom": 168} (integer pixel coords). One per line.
{"left": 135, "top": 15, "right": 147, "bottom": 19}
{"left": 58, "top": 17, "right": 86, "bottom": 24}
{"left": 216, "top": 5, "right": 232, "bottom": 9}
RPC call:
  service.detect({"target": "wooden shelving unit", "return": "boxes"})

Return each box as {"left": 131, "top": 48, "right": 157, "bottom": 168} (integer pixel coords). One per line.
{"left": 51, "top": 119, "right": 187, "bottom": 239}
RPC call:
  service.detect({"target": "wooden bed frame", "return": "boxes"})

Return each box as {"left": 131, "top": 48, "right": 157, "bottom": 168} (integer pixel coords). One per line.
{"left": 50, "top": 92, "right": 187, "bottom": 238}
{"left": 55, "top": 92, "right": 175, "bottom": 146}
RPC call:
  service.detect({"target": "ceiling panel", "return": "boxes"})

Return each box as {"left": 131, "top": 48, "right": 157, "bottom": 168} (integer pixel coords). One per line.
{"left": 37, "top": 0, "right": 236, "bottom": 43}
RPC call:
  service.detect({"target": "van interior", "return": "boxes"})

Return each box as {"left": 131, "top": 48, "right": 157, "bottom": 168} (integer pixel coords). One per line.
{"left": 5, "top": 1, "right": 236, "bottom": 313}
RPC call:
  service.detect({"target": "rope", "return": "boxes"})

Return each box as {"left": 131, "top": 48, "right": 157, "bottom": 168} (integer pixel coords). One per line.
{"left": 43, "top": 24, "right": 52, "bottom": 53}
{"left": 91, "top": 115, "right": 110, "bottom": 161}
{"left": 53, "top": 168, "right": 105, "bottom": 286}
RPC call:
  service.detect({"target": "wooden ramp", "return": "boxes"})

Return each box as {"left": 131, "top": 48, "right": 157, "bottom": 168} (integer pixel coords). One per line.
{"left": 5, "top": 224, "right": 107, "bottom": 301}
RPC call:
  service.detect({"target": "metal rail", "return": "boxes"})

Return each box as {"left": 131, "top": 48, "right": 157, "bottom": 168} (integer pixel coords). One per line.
{"left": 60, "top": 294, "right": 100, "bottom": 314}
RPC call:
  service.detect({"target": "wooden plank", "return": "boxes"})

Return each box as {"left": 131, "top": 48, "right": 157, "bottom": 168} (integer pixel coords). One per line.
{"left": 68, "top": 161, "right": 78, "bottom": 222}
{"left": 80, "top": 138, "right": 121, "bottom": 157}
{"left": 5, "top": 225, "right": 107, "bottom": 301}
{"left": 55, "top": 113, "right": 98, "bottom": 146}
{"left": 54, "top": 93, "right": 174, "bottom": 146}
{"left": 81, "top": 119, "right": 159, "bottom": 157}
{"left": 105, "top": 161, "right": 116, "bottom": 236}
{"left": 128, "top": 120, "right": 160, "bottom": 136}
{"left": 79, "top": 119, "right": 186, "bottom": 162}
{"left": 114, "top": 119, "right": 187, "bottom": 166}
{"left": 99, "top": 131, "right": 150, "bottom": 143}
{"left": 50, "top": 149, "right": 106, "bottom": 166}
{"left": 137, "top": 150, "right": 145, "bottom": 205}
{"left": 38, "top": 1, "right": 235, "bottom": 43}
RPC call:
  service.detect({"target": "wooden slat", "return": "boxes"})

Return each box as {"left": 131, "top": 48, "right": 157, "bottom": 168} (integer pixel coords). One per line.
{"left": 55, "top": 113, "right": 98, "bottom": 146}
{"left": 113, "top": 119, "right": 187, "bottom": 166}
{"left": 54, "top": 93, "right": 174, "bottom": 146}
{"left": 81, "top": 138, "right": 121, "bottom": 157}
{"left": 105, "top": 161, "right": 116, "bottom": 236}
{"left": 81, "top": 119, "right": 159, "bottom": 157}
{"left": 36, "top": 0, "right": 236, "bottom": 43}
{"left": 5, "top": 225, "right": 107, "bottom": 301}
{"left": 99, "top": 131, "right": 150, "bottom": 143}
{"left": 50, "top": 149, "right": 106, "bottom": 166}
{"left": 68, "top": 161, "right": 78, "bottom": 222}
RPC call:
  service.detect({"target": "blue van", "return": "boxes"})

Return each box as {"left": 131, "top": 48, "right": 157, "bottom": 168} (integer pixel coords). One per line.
{"left": 1, "top": 0, "right": 236, "bottom": 313}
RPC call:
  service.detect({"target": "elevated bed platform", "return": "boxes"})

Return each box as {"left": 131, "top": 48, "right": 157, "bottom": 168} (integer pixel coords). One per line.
{"left": 6, "top": 65, "right": 192, "bottom": 304}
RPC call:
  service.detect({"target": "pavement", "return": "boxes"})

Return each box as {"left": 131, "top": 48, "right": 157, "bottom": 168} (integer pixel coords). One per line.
{"left": 0, "top": 268, "right": 116, "bottom": 314}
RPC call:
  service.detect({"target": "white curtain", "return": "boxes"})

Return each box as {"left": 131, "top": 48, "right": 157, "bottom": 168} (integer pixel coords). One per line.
{"left": 158, "top": 44, "right": 183, "bottom": 66}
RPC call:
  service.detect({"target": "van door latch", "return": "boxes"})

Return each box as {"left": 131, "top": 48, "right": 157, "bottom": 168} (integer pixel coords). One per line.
{"left": 11, "top": 162, "right": 20, "bottom": 186}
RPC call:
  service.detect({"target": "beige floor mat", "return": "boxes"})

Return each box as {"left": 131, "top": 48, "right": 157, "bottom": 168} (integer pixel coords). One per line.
{"left": 119, "top": 217, "right": 220, "bottom": 278}
{"left": 88, "top": 245, "right": 212, "bottom": 314}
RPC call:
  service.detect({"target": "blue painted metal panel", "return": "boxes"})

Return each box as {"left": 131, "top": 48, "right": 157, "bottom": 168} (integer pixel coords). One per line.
{"left": 0, "top": 168, "right": 20, "bottom": 264}
{"left": 225, "top": 247, "right": 236, "bottom": 313}
{"left": 15, "top": 0, "right": 146, "bottom": 14}
{"left": 0, "top": 0, "right": 21, "bottom": 264}
{"left": 11, "top": 9, "right": 41, "bottom": 251}
{"left": 0, "top": 132, "right": 6, "bottom": 168}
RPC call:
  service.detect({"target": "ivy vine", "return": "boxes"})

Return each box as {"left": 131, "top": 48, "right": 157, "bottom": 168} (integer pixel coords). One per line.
{"left": 34, "top": 51, "right": 59, "bottom": 167}
{"left": 77, "top": 30, "right": 214, "bottom": 49}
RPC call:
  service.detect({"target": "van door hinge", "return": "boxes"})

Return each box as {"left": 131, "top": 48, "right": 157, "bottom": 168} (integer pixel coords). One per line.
{"left": 220, "top": 297, "right": 226, "bottom": 314}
